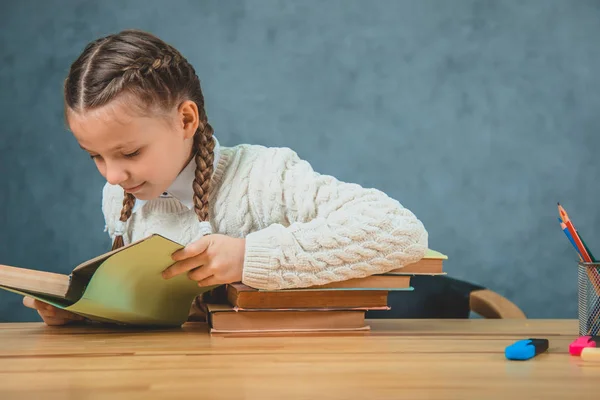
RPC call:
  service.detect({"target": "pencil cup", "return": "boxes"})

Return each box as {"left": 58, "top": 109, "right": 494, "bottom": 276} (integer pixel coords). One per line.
{"left": 578, "top": 262, "right": 600, "bottom": 336}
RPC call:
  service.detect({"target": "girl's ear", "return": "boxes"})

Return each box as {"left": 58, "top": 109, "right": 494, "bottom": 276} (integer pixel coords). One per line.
{"left": 178, "top": 100, "right": 199, "bottom": 140}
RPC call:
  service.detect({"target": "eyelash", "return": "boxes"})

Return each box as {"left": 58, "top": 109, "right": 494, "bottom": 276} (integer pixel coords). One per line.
{"left": 88, "top": 150, "right": 140, "bottom": 160}
{"left": 124, "top": 150, "right": 141, "bottom": 158}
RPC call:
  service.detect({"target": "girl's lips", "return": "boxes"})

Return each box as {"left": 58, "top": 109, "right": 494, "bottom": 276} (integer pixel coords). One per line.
{"left": 123, "top": 182, "right": 145, "bottom": 193}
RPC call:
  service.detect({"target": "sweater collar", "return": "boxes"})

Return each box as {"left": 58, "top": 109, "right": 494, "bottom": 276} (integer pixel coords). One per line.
{"left": 131, "top": 136, "right": 221, "bottom": 214}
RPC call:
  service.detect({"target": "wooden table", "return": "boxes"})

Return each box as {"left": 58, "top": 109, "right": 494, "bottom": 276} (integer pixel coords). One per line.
{"left": 0, "top": 319, "right": 598, "bottom": 399}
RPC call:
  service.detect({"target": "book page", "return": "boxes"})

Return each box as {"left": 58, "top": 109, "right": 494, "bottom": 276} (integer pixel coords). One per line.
{"left": 424, "top": 249, "right": 448, "bottom": 259}
{"left": 65, "top": 235, "right": 218, "bottom": 326}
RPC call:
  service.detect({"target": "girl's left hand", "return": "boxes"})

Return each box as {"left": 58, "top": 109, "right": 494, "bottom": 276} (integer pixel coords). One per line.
{"left": 162, "top": 234, "right": 246, "bottom": 287}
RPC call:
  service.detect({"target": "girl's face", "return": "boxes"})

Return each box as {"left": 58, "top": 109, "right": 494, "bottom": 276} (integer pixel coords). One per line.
{"left": 67, "top": 98, "right": 199, "bottom": 200}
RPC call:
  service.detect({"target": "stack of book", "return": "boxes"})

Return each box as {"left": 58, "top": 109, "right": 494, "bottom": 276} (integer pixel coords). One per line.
{"left": 205, "top": 249, "right": 447, "bottom": 334}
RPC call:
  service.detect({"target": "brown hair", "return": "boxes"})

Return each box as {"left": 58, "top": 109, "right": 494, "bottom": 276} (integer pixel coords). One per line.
{"left": 64, "top": 29, "right": 214, "bottom": 250}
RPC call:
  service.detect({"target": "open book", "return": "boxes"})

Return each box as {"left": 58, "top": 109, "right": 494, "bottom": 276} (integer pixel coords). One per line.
{"left": 0, "top": 235, "right": 216, "bottom": 327}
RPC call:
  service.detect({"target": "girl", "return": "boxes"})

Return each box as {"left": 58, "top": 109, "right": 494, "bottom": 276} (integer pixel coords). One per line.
{"left": 23, "top": 29, "right": 428, "bottom": 326}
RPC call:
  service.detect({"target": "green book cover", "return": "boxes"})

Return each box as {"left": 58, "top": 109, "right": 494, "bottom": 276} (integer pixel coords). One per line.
{"left": 0, "top": 234, "right": 217, "bottom": 327}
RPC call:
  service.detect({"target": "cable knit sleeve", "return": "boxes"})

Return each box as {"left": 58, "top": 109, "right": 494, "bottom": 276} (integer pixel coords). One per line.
{"left": 241, "top": 147, "right": 428, "bottom": 290}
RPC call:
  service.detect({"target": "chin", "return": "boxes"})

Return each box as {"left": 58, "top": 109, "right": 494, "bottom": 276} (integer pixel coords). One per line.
{"left": 131, "top": 187, "right": 160, "bottom": 201}
{"left": 133, "top": 192, "right": 159, "bottom": 201}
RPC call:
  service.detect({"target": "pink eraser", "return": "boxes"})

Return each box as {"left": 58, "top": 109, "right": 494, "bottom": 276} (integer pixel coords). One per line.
{"left": 569, "top": 336, "right": 598, "bottom": 356}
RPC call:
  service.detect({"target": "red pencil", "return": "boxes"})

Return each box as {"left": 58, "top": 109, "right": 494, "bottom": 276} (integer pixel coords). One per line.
{"left": 558, "top": 203, "right": 592, "bottom": 263}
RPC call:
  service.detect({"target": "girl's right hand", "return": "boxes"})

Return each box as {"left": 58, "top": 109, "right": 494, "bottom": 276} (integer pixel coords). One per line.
{"left": 22, "top": 296, "right": 86, "bottom": 326}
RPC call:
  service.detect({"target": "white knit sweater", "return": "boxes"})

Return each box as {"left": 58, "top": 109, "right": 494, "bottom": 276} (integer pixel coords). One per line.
{"left": 102, "top": 144, "right": 428, "bottom": 290}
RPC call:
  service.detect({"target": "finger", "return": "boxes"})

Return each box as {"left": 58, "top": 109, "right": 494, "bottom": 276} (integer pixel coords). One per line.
{"left": 23, "top": 297, "right": 54, "bottom": 312}
{"left": 171, "top": 236, "right": 211, "bottom": 261}
{"left": 33, "top": 299, "right": 57, "bottom": 312}
{"left": 41, "top": 317, "right": 68, "bottom": 326}
{"left": 37, "top": 307, "right": 57, "bottom": 318}
{"left": 40, "top": 307, "right": 84, "bottom": 321}
{"left": 163, "top": 256, "right": 207, "bottom": 279}
{"left": 41, "top": 315, "right": 78, "bottom": 326}
{"left": 23, "top": 296, "right": 35, "bottom": 309}
{"left": 27, "top": 299, "right": 83, "bottom": 321}
{"left": 187, "top": 265, "right": 213, "bottom": 282}
{"left": 196, "top": 276, "right": 221, "bottom": 288}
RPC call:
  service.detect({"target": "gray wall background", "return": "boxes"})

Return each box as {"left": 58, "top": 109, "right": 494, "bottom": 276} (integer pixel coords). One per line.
{"left": 1, "top": 0, "right": 599, "bottom": 321}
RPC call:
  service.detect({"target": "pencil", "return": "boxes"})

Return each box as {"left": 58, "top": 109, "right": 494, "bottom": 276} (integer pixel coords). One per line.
{"left": 560, "top": 219, "right": 583, "bottom": 261}
{"left": 557, "top": 203, "right": 592, "bottom": 262}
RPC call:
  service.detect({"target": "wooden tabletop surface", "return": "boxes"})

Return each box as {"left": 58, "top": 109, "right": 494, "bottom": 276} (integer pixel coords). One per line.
{"left": 0, "top": 319, "right": 598, "bottom": 399}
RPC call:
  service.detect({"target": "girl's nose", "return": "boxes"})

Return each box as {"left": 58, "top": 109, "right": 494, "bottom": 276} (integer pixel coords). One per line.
{"left": 105, "top": 162, "right": 128, "bottom": 186}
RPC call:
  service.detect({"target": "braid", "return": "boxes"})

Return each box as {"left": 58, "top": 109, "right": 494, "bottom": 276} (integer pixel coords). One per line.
{"left": 192, "top": 118, "right": 215, "bottom": 223}
{"left": 111, "top": 192, "right": 136, "bottom": 250}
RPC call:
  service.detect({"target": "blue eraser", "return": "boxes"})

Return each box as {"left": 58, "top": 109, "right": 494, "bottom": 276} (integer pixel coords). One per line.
{"left": 505, "top": 338, "right": 549, "bottom": 360}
